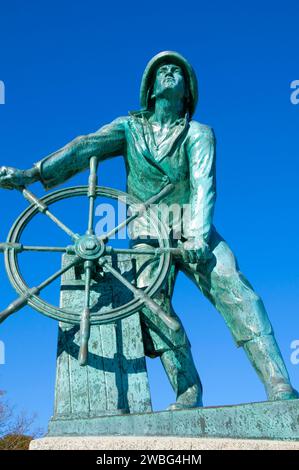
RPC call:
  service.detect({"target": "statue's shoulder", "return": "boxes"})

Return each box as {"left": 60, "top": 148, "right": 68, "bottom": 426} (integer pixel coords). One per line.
{"left": 188, "top": 120, "right": 214, "bottom": 141}
{"left": 110, "top": 115, "right": 130, "bottom": 126}
{"left": 95, "top": 116, "right": 129, "bottom": 135}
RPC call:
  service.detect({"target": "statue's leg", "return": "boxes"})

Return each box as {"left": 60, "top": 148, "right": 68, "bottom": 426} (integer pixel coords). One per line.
{"left": 160, "top": 346, "right": 203, "bottom": 410}
{"left": 243, "top": 335, "right": 298, "bottom": 400}
{"left": 133, "top": 242, "right": 203, "bottom": 409}
{"left": 180, "top": 226, "right": 298, "bottom": 401}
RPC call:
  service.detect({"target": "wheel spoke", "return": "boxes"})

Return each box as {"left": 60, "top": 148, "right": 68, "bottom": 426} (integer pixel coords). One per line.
{"left": 78, "top": 260, "right": 93, "bottom": 366}
{"left": 99, "top": 259, "right": 180, "bottom": 332}
{"left": 19, "top": 187, "right": 79, "bottom": 241}
{"left": 38, "top": 256, "right": 82, "bottom": 290}
{"left": 0, "top": 242, "right": 75, "bottom": 254}
{"left": 86, "top": 156, "right": 99, "bottom": 235}
{"left": 99, "top": 183, "right": 174, "bottom": 242}
{"left": 104, "top": 246, "right": 183, "bottom": 257}
{"left": 0, "top": 256, "right": 82, "bottom": 324}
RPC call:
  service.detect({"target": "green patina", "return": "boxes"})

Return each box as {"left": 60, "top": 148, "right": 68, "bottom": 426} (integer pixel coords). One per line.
{"left": 48, "top": 400, "right": 299, "bottom": 441}
{"left": 0, "top": 51, "right": 298, "bottom": 439}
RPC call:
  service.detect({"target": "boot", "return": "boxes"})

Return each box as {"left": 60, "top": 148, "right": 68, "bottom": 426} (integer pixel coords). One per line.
{"left": 160, "top": 346, "right": 203, "bottom": 410}
{"left": 243, "top": 334, "right": 299, "bottom": 401}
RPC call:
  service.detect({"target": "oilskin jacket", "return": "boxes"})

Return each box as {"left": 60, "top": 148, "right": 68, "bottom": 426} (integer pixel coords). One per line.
{"left": 35, "top": 111, "right": 216, "bottom": 247}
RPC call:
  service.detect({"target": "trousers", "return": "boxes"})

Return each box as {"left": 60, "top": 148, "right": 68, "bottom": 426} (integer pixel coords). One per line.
{"left": 135, "top": 226, "right": 273, "bottom": 357}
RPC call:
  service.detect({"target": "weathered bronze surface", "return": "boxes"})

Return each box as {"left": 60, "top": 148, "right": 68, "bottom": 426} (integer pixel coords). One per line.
{"left": 54, "top": 253, "right": 153, "bottom": 417}
{"left": 0, "top": 51, "right": 298, "bottom": 429}
{"left": 48, "top": 399, "right": 299, "bottom": 441}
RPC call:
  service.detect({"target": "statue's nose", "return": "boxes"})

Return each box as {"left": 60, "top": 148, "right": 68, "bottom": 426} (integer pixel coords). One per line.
{"left": 165, "top": 71, "right": 174, "bottom": 78}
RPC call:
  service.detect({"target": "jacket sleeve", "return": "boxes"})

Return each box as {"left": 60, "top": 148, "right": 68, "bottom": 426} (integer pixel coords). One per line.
{"left": 185, "top": 123, "right": 216, "bottom": 245}
{"left": 34, "top": 116, "right": 127, "bottom": 189}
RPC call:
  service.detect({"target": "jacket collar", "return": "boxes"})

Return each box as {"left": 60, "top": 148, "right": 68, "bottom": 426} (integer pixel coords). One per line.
{"left": 128, "top": 110, "right": 189, "bottom": 162}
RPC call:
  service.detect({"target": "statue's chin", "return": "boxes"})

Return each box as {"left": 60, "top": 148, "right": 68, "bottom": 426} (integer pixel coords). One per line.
{"left": 156, "top": 86, "right": 183, "bottom": 100}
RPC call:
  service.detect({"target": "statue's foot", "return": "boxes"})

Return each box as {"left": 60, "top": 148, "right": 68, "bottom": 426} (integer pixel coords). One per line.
{"left": 166, "top": 384, "right": 203, "bottom": 411}
{"left": 269, "top": 385, "right": 299, "bottom": 401}
{"left": 167, "top": 401, "right": 203, "bottom": 411}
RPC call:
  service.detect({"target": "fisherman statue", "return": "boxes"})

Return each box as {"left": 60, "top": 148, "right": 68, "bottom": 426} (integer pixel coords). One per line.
{"left": 0, "top": 51, "right": 297, "bottom": 410}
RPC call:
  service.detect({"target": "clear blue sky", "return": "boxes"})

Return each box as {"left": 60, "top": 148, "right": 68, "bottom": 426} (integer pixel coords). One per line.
{"left": 0, "top": 0, "right": 298, "bottom": 433}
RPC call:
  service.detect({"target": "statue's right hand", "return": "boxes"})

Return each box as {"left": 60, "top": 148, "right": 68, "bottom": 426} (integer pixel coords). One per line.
{"left": 0, "top": 166, "right": 26, "bottom": 190}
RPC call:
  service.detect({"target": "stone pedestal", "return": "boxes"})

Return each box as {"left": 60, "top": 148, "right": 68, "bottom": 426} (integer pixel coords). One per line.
{"left": 30, "top": 435, "right": 299, "bottom": 450}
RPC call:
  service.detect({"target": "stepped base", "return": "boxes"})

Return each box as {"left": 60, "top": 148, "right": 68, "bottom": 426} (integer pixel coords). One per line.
{"left": 47, "top": 399, "right": 299, "bottom": 441}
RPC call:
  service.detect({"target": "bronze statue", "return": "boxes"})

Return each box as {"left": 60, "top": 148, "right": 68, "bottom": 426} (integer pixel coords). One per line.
{"left": 0, "top": 51, "right": 297, "bottom": 409}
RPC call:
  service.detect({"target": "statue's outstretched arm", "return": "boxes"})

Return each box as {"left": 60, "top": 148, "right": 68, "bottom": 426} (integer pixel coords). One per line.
{"left": 0, "top": 116, "right": 127, "bottom": 190}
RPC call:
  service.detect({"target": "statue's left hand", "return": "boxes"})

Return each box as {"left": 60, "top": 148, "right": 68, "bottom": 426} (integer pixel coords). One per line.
{"left": 181, "top": 238, "right": 212, "bottom": 264}
{"left": 0, "top": 166, "right": 37, "bottom": 190}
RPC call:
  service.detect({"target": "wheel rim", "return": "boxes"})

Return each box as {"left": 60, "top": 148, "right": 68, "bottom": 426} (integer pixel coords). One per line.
{"left": 5, "top": 186, "right": 171, "bottom": 325}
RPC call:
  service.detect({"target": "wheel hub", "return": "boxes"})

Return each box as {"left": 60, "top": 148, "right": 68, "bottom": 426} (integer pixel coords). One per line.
{"left": 75, "top": 235, "right": 104, "bottom": 260}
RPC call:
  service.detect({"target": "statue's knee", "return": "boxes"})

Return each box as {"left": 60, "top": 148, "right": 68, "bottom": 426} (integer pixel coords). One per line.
{"left": 212, "top": 269, "right": 262, "bottom": 308}
{"left": 212, "top": 266, "right": 240, "bottom": 293}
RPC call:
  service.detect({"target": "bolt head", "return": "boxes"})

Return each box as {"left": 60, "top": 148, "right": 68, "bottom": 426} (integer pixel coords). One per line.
{"left": 85, "top": 239, "right": 97, "bottom": 250}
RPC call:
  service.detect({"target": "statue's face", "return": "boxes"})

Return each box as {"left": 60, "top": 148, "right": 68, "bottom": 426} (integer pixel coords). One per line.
{"left": 152, "top": 63, "right": 186, "bottom": 102}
